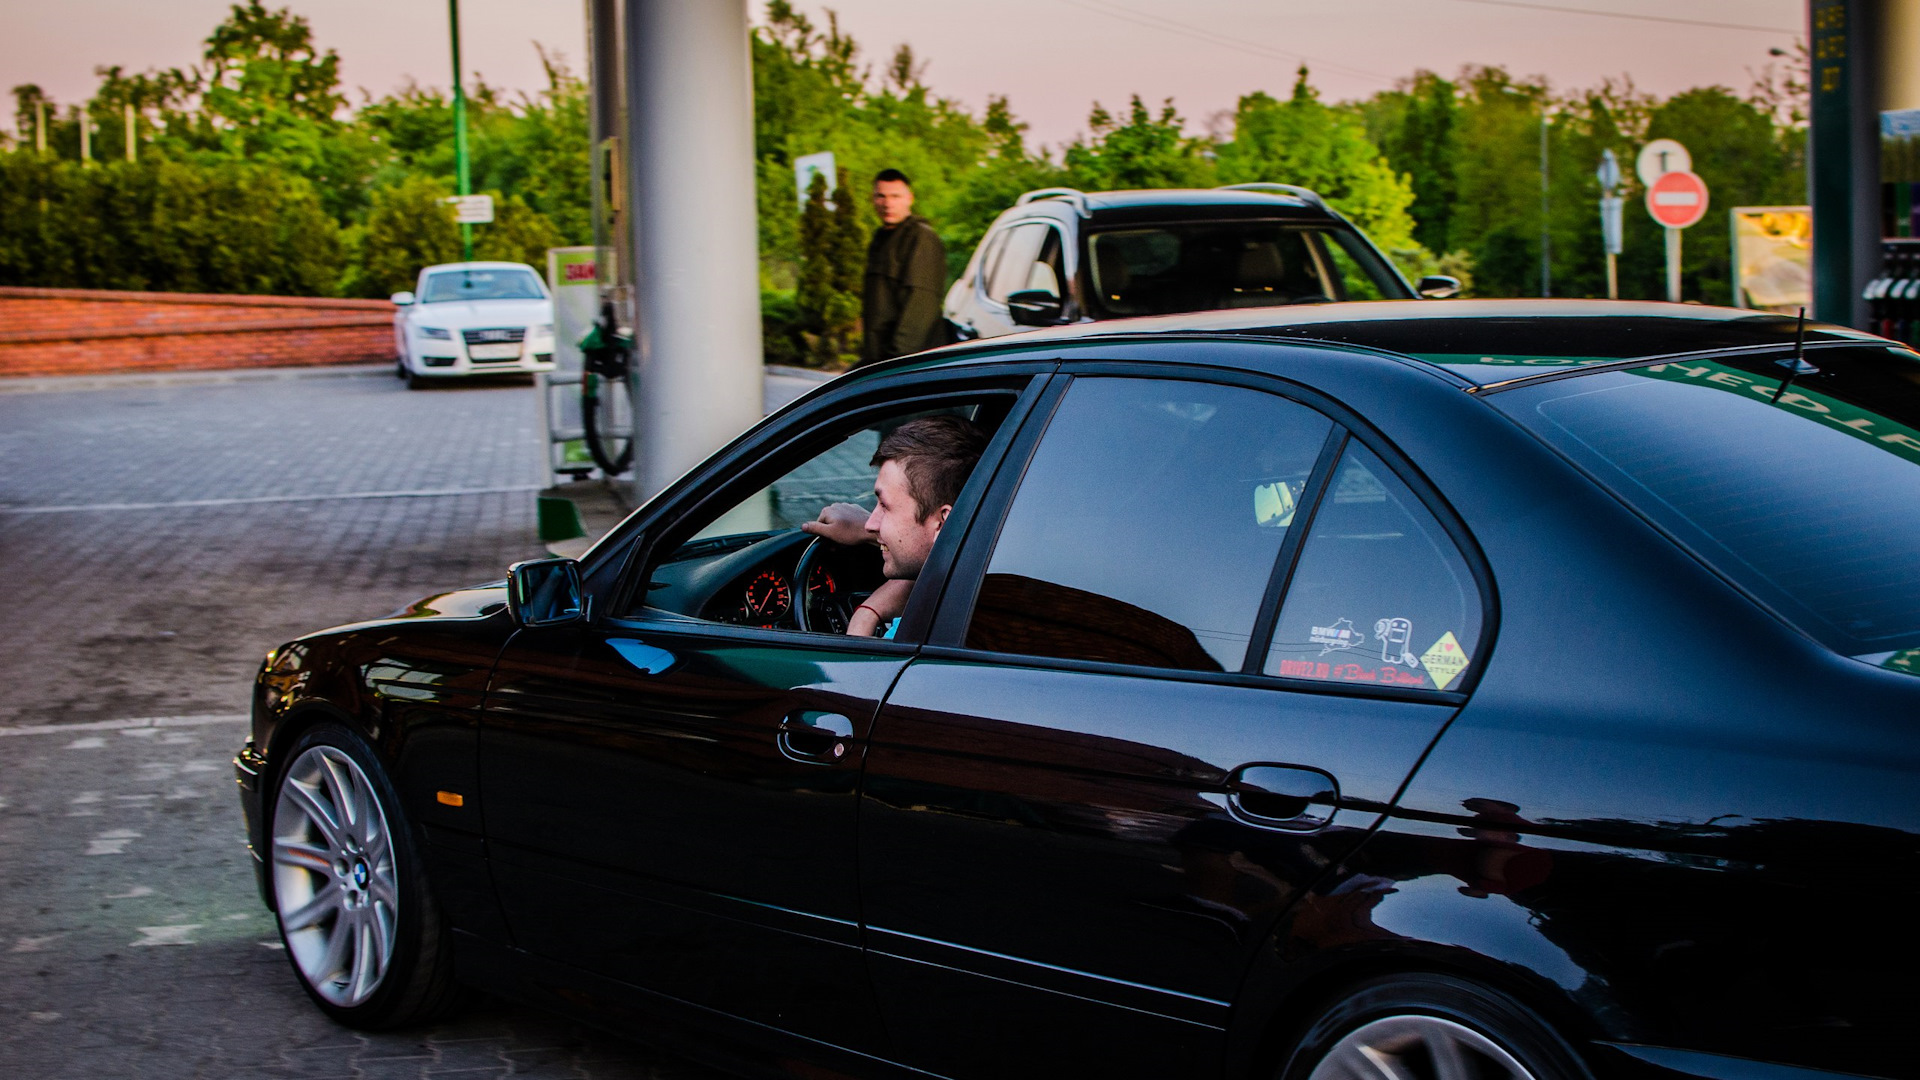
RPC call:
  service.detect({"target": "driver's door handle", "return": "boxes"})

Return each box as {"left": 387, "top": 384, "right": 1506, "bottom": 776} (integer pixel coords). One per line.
{"left": 777, "top": 711, "right": 854, "bottom": 765}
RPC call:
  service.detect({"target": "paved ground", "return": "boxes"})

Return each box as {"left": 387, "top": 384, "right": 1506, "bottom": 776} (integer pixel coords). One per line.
{"left": 0, "top": 365, "right": 826, "bottom": 1078}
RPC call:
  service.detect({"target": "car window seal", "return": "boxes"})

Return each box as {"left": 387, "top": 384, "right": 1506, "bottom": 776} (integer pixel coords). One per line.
{"left": 601, "top": 612, "right": 921, "bottom": 654}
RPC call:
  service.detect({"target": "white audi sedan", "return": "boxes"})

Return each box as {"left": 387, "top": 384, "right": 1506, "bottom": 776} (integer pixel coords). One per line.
{"left": 391, "top": 262, "right": 557, "bottom": 387}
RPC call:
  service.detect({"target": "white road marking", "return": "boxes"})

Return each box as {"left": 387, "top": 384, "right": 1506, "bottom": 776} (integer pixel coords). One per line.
{"left": 0, "top": 794, "right": 10, "bottom": 810}
{"left": 0, "top": 483, "right": 542, "bottom": 516}
{"left": 86, "top": 829, "right": 141, "bottom": 856}
{"left": 223, "top": 913, "right": 252, "bottom": 921}
{"left": 11, "top": 934, "right": 64, "bottom": 953}
{"left": 179, "top": 761, "right": 221, "bottom": 774}
{"left": 115, "top": 794, "right": 158, "bottom": 804}
{"left": 27, "top": 1012, "right": 61, "bottom": 1023}
{"left": 258, "top": 940, "right": 285, "bottom": 950}
{"left": 106, "top": 885, "right": 155, "bottom": 899}
{"left": 165, "top": 787, "right": 203, "bottom": 800}
{"left": 70, "top": 792, "right": 102, "bottom": 804}
{"left": 0, "top": 714, "right": 247, "bottom": 739}
{"left": 130, "top": 924, "right": 201, "bottom": 947}
{"left": 66, "top": 736, "right": 106, "bottom": 749}
{"left": 121, "top": 729, "right": 160, "bottom": 739}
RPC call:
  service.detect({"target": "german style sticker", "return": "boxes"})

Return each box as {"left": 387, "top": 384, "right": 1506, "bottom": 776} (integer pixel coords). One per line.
{"left": 1421, "top": 632, "right": 1471, "bottom": 691}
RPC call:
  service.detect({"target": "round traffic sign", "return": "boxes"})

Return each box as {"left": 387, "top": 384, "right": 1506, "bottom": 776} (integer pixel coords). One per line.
{"left": 1636, "top": 139, "right": 1691, "bottom": 186}
{"left": 1645, "top": 170, "right": 1709, "bottom": 229}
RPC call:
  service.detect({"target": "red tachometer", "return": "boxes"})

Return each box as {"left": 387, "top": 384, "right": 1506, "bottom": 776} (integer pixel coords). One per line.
{"left": 740, "top": 570, "right": 792, "bottom": 625}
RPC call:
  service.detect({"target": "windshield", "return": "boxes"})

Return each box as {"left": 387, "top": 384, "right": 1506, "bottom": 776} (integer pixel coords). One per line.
{"left": 1086, "top": 222, "right": 1409, "bottom": 316}
{"left": 421, "top": 268, "right": 544, "bottom": 303}
{"left": 1495, "top": 345, "right": 1920, "bottom": 668}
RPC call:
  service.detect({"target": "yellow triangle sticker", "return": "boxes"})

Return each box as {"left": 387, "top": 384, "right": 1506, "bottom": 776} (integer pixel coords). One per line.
{"left": 1421, "top": 632, "right": 1470, "bottom": 691}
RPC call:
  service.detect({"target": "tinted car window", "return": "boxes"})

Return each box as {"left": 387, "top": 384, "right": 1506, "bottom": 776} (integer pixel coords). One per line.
{"left": 421, "top": 268, "right": 544, "bottom": 302}
{"left": 966, "top": 377, "right": 1333, "bottom": 671}
{"left": 1266, "top": 444, "right": 1483, "bottom": 692}
{"left": 1497, "top": 346, "right": 1920, "bottom": 660}
{"left": 1088, "top": 224, "right": 1392, "bottom": 316}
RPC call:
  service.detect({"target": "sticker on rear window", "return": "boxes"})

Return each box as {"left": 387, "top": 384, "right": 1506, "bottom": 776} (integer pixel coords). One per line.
{"left": 1422, "top": 632, "right": 1471, "bottom": 691}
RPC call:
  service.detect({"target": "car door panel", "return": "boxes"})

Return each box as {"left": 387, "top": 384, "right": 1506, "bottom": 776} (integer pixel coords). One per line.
{"left": 859, "top": 659, "right": 1456, "bottom": 1078}
{"left": 481, "top": 622, "right": 906, "bottom": 1055}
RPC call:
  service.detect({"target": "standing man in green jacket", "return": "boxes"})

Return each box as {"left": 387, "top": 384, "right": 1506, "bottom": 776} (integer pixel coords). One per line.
{"left": 860, "top": 169, "right": 947, "bottom": 365}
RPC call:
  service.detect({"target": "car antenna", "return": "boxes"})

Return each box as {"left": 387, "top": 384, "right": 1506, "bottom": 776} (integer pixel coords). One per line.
{"left": 1772, "top": 306, "right": 1815, "bottom": 404}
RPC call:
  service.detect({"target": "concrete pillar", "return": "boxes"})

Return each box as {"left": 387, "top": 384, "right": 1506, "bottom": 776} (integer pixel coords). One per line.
{"left": 1810, "top": 0, "right": 1920, "bottom": 328}
{"left": 621, "top": 0, "right": 764, "bottom": 499}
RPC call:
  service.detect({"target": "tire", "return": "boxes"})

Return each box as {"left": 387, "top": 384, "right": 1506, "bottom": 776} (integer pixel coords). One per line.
{"left": 1277, "top": 974, "right": 1590, "bottom": 1080}
{"left": 267, "top": 724, "right": 460, "bottom": 1029}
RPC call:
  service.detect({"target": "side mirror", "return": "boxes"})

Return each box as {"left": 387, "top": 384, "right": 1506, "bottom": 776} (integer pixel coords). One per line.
{"left": 508, "top": 558, "right": 585, "bottom": 627}
{"left": 1006, "top": 289, "right": 1065, "bottom": 327}
{"left": 390, "top": 291, "right": 416, "bottom": 306}
{"left": 1416, "top": 275, "right": 1461, "bottom": 300}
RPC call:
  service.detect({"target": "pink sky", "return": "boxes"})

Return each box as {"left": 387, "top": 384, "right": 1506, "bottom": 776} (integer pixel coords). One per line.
{"left": 5, "top": 0, "right": 1803, "bottom": 148}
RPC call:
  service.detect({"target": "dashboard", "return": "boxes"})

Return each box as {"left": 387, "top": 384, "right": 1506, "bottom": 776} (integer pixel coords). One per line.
{"left": 641, "top": 529, "right": 884, "bottom": 634}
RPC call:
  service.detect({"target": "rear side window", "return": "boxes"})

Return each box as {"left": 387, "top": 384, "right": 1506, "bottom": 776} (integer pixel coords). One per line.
{"left": 1497, "top": 346, "right": 1920, "bottom": 663}
{"left": 1266, "top": 444, "right": 1484, "bottom": 691}
{"left": 965, "top": 377, "right": 1333, "bottom": 672}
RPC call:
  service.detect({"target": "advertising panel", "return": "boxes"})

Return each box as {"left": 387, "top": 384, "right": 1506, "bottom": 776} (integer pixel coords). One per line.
{"left": 1729, "top": 207, "right": 1812, "bottom": 312}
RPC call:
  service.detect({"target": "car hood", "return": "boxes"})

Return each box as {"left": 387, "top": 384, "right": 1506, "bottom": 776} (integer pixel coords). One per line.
{"left": 405, "top": 299, "right": 551, "bottom": 328}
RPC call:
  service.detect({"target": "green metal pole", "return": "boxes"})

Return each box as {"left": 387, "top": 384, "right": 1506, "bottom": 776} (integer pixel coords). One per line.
{"left": 450, "top": 0, "right": 472, "bottom": 261}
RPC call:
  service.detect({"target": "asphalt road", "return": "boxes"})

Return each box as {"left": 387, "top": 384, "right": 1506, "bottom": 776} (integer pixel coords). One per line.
{"left": 0, "top": 365, "right": 825, "bottom": 1079}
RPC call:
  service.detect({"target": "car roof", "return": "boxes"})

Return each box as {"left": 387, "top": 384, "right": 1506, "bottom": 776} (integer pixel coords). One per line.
{"left": 916, "top": 299, "right": 1887, "bottom": 386}
{"left": 1010, "top": 188, "right": 1332, "bottom": 226}
{"left": 420, "top": 261, "right": 539, "bottom": 274}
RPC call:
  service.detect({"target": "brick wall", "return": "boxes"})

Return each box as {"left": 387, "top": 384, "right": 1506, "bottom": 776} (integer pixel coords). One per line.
{"left": 0, "top": 286, "right": 395, "bottom": 378}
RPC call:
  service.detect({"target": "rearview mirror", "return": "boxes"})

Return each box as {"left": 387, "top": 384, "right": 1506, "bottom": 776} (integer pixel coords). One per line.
{"left": 508, "top": 557, "right": 584, "bottom": 627}
{"left": 1416, "top": 275, "right": 1461, "bottom": 300}
{"left": 1007, "top": 289, "right": 1065, "bottom": 327}
{"left": 390, "top": 291, "right": 416, "bottom": 306}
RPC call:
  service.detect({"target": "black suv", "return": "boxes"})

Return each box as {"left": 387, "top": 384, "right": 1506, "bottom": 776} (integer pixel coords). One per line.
{"left": 943, "top": 183, "right": 1459, "bottom": 339}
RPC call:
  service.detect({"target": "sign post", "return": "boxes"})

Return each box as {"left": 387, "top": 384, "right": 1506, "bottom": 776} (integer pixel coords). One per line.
{"left": 1596, "top": 149, "right": 1623, "bottom": 299}
{"left": 1645, "top": 166, "right": 1709, "bottom": 303}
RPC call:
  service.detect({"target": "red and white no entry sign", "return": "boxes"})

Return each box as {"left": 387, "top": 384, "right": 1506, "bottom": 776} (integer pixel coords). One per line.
{"left": 1645, "top": 170, "right": 1709, "bottom": 230}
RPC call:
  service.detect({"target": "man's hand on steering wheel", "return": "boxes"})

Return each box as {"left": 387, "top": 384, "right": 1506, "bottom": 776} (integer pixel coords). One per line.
{"left": 800, "top": 502, "right": 873, "bottom": 547}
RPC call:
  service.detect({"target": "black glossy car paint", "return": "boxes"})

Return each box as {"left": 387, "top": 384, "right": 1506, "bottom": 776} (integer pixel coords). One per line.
{"left": 238, "top": 304, "right": 1920, "bottom": 1080}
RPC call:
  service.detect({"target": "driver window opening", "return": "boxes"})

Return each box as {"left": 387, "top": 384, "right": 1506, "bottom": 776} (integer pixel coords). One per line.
{"left": 634, "top": 396, "right": 1015, "bottom": 635}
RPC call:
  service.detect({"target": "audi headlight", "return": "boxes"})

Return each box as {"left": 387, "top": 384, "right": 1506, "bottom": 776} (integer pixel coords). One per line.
{"left": 417, "top": 325, "right": 452, "bottom": 340}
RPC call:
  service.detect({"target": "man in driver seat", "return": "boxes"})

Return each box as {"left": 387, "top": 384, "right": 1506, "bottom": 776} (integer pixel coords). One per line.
{"left": 801, "top": 415, "right": 988, "bottom": 637}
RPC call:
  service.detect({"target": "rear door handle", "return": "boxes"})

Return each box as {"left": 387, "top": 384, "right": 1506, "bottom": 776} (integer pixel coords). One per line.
{"left": 1227, "top": 763, "right": 1339, "bottom": 831}
{"left": 777, "top": 711, "right": 854, "bottom": 764}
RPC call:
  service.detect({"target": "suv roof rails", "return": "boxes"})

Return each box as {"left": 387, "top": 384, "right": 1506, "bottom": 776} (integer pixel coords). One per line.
{"left": 1217, "top": 182, "right": 1328, "bottom": 210}
{"left": 1015, "top": 187, "right": 1091, "bottom": 216}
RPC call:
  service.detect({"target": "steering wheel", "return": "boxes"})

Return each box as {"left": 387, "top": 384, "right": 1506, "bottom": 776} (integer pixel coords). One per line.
{"left": 792, "top": 536, "right": 884, "bottom": 634}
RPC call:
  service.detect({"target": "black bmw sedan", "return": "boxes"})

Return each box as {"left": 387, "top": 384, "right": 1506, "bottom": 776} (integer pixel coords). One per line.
{"left": 236, "top": 300, "right": 1920, "bottom": 1080}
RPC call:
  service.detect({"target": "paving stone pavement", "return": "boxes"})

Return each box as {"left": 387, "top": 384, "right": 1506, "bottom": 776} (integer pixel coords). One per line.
{"left": 0, "top": 367, "right": 820, "bottom": 1078}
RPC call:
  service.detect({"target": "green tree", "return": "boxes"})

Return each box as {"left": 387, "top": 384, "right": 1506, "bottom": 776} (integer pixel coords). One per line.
{"left": 1364, "top": 71, "right": 1460, "bottom": 255}
{"left": 1065, "top": 96, "right": 1213, "bottom": 190}
{"left": 1216, "top": 68, "right": 1420, "bottom": 253}
{"left": 349, "top": 174, "right": 460, "bottom": 297}
{"left": 794, "top": 167, "right": 863, "bottom": 365}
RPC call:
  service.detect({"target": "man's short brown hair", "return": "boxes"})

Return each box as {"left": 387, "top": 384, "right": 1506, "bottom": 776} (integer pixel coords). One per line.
{"left": 872, "top": 415, "right": 988, "bottom": 521}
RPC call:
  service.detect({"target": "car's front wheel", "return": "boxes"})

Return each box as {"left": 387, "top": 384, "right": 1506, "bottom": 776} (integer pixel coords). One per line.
{"left": 268, "top": 724, "right": 459, "bottom": 1028}
{"left": 1278, "top": 974, "right": 1588, "bottom": 1080}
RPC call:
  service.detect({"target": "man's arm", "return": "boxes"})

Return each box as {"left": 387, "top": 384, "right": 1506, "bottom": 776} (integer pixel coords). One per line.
{"left": 848, "top": 578, "right": 913, "bottom": 637}
{"left": 888, "top": 226, "right": 948, "bottom": 356}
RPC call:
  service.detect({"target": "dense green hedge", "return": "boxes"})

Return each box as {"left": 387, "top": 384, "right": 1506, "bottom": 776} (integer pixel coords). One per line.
{"left": 0, "top": 155, "right": 342, "bottom": 295}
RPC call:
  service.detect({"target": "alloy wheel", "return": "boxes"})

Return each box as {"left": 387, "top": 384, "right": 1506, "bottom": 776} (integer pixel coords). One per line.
{"left": 1308, "top": 1015, "right": 1538, "bottom": 1080}
{"left": 271, "top": 744, "right": 399, "bottom": 1008}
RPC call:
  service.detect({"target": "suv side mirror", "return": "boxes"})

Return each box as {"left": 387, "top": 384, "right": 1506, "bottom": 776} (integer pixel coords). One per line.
{"left": 508, "top": 558, "right": 585, "bottom": 627}
{"left": 1007, "top": 289, "right": 1065, "bottom": 327}
{"left": 1416, "top": 275, "right": 1461, "bottom": 299}
{"left": 390, "top": 291, "right": 416, "bottom": 306}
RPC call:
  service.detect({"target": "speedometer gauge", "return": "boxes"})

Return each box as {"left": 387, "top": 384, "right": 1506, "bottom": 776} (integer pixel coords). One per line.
{"left": 740, "top": 570, "right": 792, "bottom": 626}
